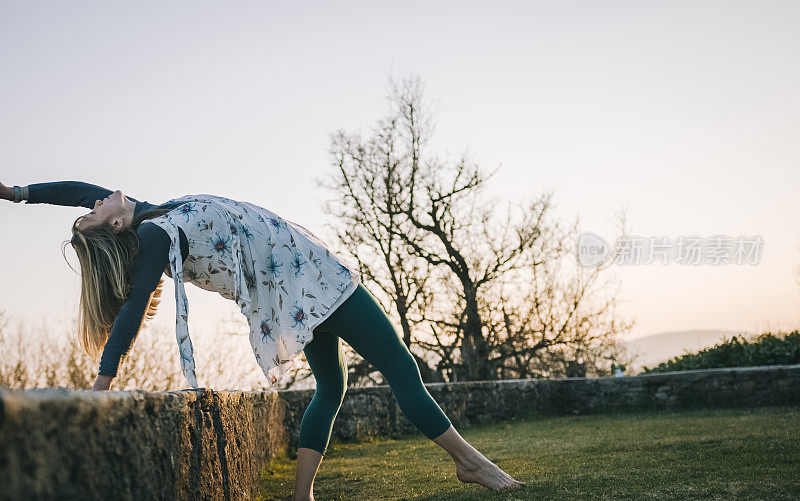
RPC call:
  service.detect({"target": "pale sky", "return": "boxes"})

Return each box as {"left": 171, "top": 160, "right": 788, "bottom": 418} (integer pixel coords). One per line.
{"left": 2, "top": 0, "right": 799, "bottom": 351}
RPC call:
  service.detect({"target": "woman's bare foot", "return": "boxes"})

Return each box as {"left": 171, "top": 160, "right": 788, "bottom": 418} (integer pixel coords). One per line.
{"left": 455, "top": 453, "right": 525, "bottom": 490}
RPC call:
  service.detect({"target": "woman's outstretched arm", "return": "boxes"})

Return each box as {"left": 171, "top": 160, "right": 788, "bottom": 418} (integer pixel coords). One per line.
{"left": 94, "top": 222, "right": 172, "bottom": 389}
{"left": 1, "top": 181, "right": 171, "bottom": 390}
{"left": 0, "top": 180, "right": 140, "bottom": 208}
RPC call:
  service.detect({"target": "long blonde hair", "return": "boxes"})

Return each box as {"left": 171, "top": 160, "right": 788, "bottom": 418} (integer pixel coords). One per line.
{"left": 62, "top": 207, "right": 173, "bottom": 359}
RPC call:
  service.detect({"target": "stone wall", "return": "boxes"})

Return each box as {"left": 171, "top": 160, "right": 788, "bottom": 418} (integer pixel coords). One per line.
{"left": 280, "top": 363, "right": 800, "bottom": 453}
{"left": 0, "top": 388, "right": 289, "bottom": 501}
{"left": 2, "top": 364, "right": 798, "bottom": 500}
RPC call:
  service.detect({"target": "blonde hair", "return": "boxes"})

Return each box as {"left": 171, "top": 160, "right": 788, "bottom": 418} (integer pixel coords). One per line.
{"left": 62, "top": 207, "right": 172, "bottom": 360}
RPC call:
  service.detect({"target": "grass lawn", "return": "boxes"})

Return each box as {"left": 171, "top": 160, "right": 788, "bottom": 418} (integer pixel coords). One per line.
{"left": 257, "top": 405, "right": 800, "bottom": 500}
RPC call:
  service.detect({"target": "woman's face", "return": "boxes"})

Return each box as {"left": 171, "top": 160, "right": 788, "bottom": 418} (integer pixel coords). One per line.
{"left": 78, "top": 190, "right": 131, "bottom": 232}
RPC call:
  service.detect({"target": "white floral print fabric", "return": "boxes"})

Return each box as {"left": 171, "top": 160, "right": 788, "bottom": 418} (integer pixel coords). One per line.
{"left": 144, "top": 194, "right": 360, "bottom": 389}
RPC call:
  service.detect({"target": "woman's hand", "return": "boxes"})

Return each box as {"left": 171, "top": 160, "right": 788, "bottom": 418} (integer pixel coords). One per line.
{"left": 91, "top": 375, "right": 114, "bottom": 391}
{"left": 0, "top": 181, "right": 15, "bottom": 201}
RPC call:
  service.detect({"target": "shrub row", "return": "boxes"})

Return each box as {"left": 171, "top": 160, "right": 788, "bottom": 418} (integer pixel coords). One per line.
{"left": 643, "top": 330, "right": 800, "bottom": 373}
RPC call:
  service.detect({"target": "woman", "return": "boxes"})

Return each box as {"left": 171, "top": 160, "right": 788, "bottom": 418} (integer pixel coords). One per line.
{"left": 1, "top": 180, "right": 525, "bottom": 498}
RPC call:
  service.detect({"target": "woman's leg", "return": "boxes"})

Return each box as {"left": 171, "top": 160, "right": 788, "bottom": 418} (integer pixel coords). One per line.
{"left": 293, "top": 330, "right": 348, "bottom": 500}
{"left": 316, "top": 284, "right": 450, "bottom": 439}
{"left": 316, "top": 284, "right": 524, "bottom": 490}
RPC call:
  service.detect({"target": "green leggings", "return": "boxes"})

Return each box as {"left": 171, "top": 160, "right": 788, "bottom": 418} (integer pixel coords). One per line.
{"left": 298, "top": 283, "right": 452, "bottom": 456}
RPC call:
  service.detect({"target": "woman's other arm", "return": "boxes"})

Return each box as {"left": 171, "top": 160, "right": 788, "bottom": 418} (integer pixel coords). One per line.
{"left": 0, "top": 182, "right": 18, "bottom": 201}
{"left": 93, "top": 222, "right": 170, "bottom": 389}
{"left": 0, "top": 180, "right": 140, "bottom": 208}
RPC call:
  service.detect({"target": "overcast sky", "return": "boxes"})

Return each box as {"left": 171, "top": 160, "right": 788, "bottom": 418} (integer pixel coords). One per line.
{"left": 2, "top": 0, "right": 798, "bottom": 348}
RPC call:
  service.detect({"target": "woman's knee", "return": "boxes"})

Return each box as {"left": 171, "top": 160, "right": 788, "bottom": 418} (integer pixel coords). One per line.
{"left": 381, "top": 349, "right": 424, "bottom": 386}
{"left": 305, "top": 330, "right": 349, "bottom": 403}
{"left": 313, "top": 372, "right": 348, "bottom": 404}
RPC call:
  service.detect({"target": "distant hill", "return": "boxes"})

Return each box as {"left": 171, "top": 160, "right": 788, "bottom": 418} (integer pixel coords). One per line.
{"left": 622, "top": 330, "right": 755, "bottom": 372}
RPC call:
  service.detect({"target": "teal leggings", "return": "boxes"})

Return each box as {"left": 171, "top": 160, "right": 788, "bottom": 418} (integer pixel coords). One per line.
{"left": 298, "top": 283, "right": 452, "bottom": 456}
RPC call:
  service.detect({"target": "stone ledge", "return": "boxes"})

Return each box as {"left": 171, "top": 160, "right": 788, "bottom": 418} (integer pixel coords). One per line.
{"left": 0, "top": 388, "right": 288, "bottom": 501}
{"left": 2, "top": 364, "right": 798, "bottom": 500}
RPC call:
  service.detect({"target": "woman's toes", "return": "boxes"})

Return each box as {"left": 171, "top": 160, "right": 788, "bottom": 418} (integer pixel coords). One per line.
{"left": 456, "top": 456, "right": 525, "bottom": 491}
{"left": 499, "top": 471, "right": 525, "bottom": 488}
{"left": 497, "top": 467, "right": 520, "bottom": 484}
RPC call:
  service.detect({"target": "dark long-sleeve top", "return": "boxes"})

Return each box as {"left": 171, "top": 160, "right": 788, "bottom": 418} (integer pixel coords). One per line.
{"left": 25, "top": 181, "right": 189, "bottom": 377}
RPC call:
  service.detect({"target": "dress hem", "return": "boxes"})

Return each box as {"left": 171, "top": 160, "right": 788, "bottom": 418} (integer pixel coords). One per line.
{"left": 308, "top": 277, "right": 359, "bottom": 334}
{"left": 264, "top": 274, "right": 360, "bottom": 389}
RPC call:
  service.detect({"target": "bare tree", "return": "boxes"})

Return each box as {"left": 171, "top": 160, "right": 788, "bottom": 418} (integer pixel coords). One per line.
{"left": 318, "top": 76, "right": 447, "bottom": 383}
{"left": 320, "top": 72, "right": 633, "bottom": 384}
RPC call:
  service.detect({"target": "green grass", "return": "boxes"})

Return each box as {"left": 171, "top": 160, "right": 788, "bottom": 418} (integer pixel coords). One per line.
{"left": 257, "top": 405, "right": 800, "bottom": 500}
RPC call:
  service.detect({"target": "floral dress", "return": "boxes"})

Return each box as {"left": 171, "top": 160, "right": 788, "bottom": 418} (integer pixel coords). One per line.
{"left": 145, "top": 194, "right": 360, "bottom": 389}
